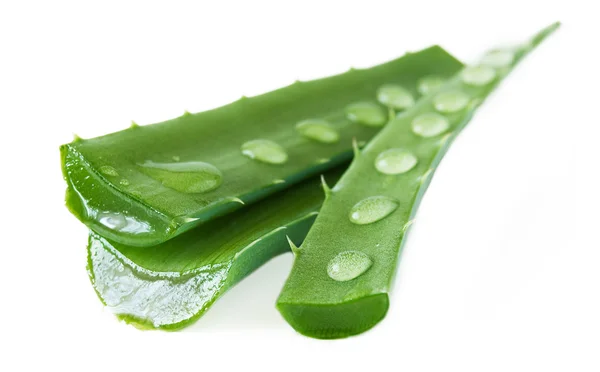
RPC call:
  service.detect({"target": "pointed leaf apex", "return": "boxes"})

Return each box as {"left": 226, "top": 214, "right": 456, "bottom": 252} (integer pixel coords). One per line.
{"left": 286, "top": 235, "right": 301, "bottom": 256}
{"left": 130, "top": 120, "right": 139, "bottom": 129}
{"left": 182, "top": 110, "right": 192, "bottom": 117}
{"left": 73, "top": 134, "right": 83, "bottom": 143}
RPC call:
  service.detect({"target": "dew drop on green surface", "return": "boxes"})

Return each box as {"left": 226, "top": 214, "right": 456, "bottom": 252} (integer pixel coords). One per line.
{"left": 461, "top": 65, "right": 497, "bottom": 86}
{"left": 433, "top": 90, "right": 470, "bottom": 114}
{"left": 138, "top": 161, "right": 222, "bottom": 193}
{"left": 345, "top": 102, "right": 386, "bottom": 127}
{"left": 375, "top": 148, "right": 418, "bottom": 175}
{"left": 327, "top": 251, "right": 373, "bottom": 282}
{"left": 295, "top": 119, "right": 340, "bottom": 144}
{"left": 119, "top": 179, "right": 130, "bottom": 186}
{"left": 172, "top": 155, "right": 180, "bottom": 162}
{"left": 99, "top": 165, "right": 119, "bottom": 177}
{"left": 417, "top": 75, "right": 445, "bottom": 96}
{"left": 481, "top": 50, "right": 515, "bottom": 68}
{"left": 411, "top": 113, "right": 450, "bottom": 138}
{"left": 376, "top": 84, "right": 415, "bottom": 110}
{"left": 241, "top": 139, "right": 288, "bottom": 164}
{"left": 349, "top": 196, "right": 399, "bottom": 225}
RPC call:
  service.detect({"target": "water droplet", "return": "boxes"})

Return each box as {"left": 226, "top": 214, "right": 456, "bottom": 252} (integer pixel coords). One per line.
{"left": 481, "top": 50, "right": 515, "bottom": 68}
{"left": 417, "top": 75, "right": 445, "bottom": 96}
{"left": 272, "top": 179, "right": 286, "bottom": 184}
{"left": 138, "top": 161, "right": 222, "bottom": 193}
{"left": 241, "top": 139, "right": 288, "bottom": 164}
{"left": 119, "top": 179, "right": 130, "bottom": 186}
{"left": 172, "top": 155, "right": 180, "bottom": 162}
{"left": 295, "top": 119, "right": 340, "bottom": 144}
{"left": 461, "top": 65, "right": 497, "bottom": 86}
{"left": 433, "top": 90, "right": 470, "bottom": 113}
{"left": 345, "top": 102, "right": 386, "bottom": 127}
{"left": 375, "top": 148, "right": 418, "bottom": 175}
{"left": 411, "top": 113, "right": 450, "bottom": 138}
{"left": 376, "top": 84, "right": 415, "bottom": 110}
{"left": 327, "top": 251, "right": 373, "bottom": 282}
{"left": 316, "top": 158, "right": 329, "bottom": 164}
{"left": 99, "top": 165, "right": 119, "bottom": 177}
{"left": 349, "top": 196, "right": 399, "bottom": 225}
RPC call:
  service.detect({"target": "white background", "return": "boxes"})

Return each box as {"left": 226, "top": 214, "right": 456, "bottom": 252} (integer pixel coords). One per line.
{"left": 1, "top": 1, "right": 598, "bottom": 371}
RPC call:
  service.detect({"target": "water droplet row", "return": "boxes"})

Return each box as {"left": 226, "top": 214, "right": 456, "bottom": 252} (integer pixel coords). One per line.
{"left": 333, "top": 49, "right": 518, "bottom": 281}
{"left": 126, "top": 49, "right": 514, "bottom": 199}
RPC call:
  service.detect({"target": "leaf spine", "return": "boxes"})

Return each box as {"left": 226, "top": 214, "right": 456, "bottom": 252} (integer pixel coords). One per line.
{"left": 352, "top": 137, "right": 361, "bottom": 159}
{"left": 286, "top": 235, "right": 301, "bottom": 256}
{"left": 228, "top": 197, "right": 245, "bottom": 205}
{"left": 320, "top": 174, "right": 331, "bottom": 197}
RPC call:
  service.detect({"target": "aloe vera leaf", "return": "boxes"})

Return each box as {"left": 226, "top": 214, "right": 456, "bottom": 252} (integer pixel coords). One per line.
{"left": 87, "top": 167, "right": 350, "bottom": 329}
{"left": 276, "top": 23, "right": 560, "bottom": 339}
{"left": 61, "top": 46, "right": 463, "bottom": 247}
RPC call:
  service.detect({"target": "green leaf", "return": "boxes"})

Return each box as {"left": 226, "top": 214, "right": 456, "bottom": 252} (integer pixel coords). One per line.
{"left": 61, "top": 46, "right": 463, "bottom": 247}
{"left": 276, "top": 23, "right": 560, "bottom": 339}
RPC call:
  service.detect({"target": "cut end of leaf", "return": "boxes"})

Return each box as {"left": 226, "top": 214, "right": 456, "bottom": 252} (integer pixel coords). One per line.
{"left": 277, "top": 293, "right": 389, "bottom": 339}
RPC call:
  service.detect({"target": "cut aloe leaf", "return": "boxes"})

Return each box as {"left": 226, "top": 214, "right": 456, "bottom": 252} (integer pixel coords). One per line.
{"left": 61, "top": 46, "right": 463, "bottom": 247}
{"left": 88, "top": 167, "right": 347, "bottom": 329}
{"left": 276, "top": 23, "right": 560, "bottom": 339}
